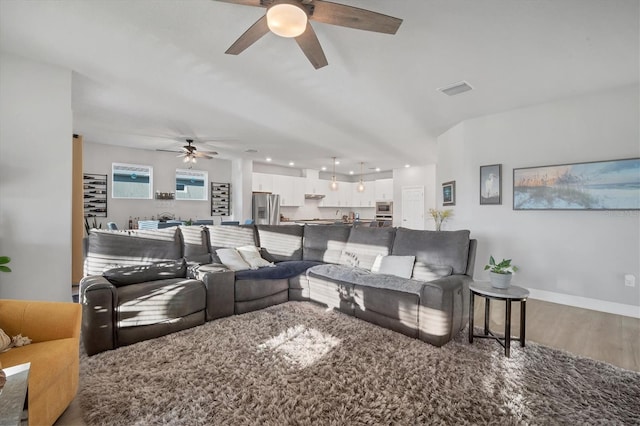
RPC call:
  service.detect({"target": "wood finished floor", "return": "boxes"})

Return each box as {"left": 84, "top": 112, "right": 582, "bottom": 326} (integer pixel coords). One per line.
{"left": 55, "top": 298, "right": 640, "bottom": 425}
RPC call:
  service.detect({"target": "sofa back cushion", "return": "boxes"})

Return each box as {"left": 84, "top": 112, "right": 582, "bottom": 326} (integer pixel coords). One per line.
{"left": 180, "top": 226, "right": 211, "bottom": 264}
{"left": 302, "top": 224, "right": 351, "bottom": 264}
{"left": 337, "top": 227, "right": 396, "bottom": 270}
{"left": 84, "top": 228, "right": 183, "bottom": 276}
{"left": 206, "top": 225, "right": 257, "bottom": 262}
{"left": 103, "top": 259, "right": 187, "bottom": 287}
{"left": 256, "top": 225, "right": 304, "bottom": 262}
{"left": 391, "top": 228, "right": 470, "bottom": 276}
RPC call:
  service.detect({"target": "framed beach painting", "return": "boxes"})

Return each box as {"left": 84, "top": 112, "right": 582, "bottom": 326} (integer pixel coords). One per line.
{"left": 513, "top": 158, "right": 640, "bottom": 210}
{"left": 442, "top": 181, "right": 456, "bottom": 206}
{"left": 480, "top": 164, "right": 502, "bottom": 205}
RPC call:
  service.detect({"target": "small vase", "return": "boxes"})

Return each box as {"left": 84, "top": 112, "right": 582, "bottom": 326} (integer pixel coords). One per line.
{"left": 489, "top": 272, "right": 512, "bottom": 289}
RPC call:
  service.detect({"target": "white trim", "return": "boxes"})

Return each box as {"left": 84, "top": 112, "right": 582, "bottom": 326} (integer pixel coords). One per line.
{"left": 528, "top": 288, "right": 640, "bottom": 319}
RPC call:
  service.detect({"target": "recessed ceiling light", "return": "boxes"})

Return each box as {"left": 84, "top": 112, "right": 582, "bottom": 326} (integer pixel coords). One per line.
{"left": 405, "top": 164, "right": 410, "bottom": 168}
{"left": 289, "top": 161, "right": 295, "bottom": 166}
{"left": 349, "top": 170, "right": 354, "bottom": 175}
{"left": 321, "top": 166, "right": 327, "bottom": 171}
{"left": 335, "top": 160, "right": 340, "bottom": 165}
{"left": 265, "top": 157, "right": 272, "bottom": 162}
{"left": 376, "top": 167, "right": 381, "bottom": 172}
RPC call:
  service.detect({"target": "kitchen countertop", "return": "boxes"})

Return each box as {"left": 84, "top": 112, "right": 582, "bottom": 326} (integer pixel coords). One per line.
{"left": 281, "top": 219, "right": 375, "bottom": 225}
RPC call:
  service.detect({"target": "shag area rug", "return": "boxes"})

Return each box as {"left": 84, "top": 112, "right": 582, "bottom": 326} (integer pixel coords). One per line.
{"left": 79, "top": 302, "right": 640, "bottom": 425}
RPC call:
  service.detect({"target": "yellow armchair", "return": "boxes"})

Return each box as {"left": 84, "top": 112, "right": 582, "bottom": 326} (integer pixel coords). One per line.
{"left": 0, "top": 299, "right": 82, "bottom": 426}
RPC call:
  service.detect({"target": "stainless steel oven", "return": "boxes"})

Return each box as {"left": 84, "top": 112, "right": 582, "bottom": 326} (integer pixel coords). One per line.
{"left": 375, "top": 201, "right": 393, "bottom": 218}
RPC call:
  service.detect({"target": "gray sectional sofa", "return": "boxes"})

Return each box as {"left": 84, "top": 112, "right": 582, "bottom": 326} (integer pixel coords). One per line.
{"left": 80, "top": 224, "right": 476, "bottom": 355}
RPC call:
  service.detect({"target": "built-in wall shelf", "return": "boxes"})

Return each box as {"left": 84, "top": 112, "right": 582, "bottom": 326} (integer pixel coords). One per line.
{"left": 83, "top": 173, "right": 108, "bottom": 217}
{"left": 211, "top": 182, "right": 230, "bottom": 216}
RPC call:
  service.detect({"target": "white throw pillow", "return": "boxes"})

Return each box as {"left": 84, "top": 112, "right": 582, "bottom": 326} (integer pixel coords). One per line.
{"left": 371, "top": 255, "right": 416, "bottom": 279}
{"left": 237, "top": 245, "right": 274, "bottom": 269}
{"left": 215, "top": 248, "right": 252, "bottom": 271}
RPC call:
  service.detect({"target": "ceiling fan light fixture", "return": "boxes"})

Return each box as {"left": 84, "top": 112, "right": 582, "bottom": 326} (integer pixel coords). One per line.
{"left": 266, "top": 3, "right": 308, "bottom": 38}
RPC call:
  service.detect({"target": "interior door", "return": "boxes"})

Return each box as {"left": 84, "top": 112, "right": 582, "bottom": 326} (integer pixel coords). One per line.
{"left": 401, "top": 186, "right": 425, "bottom": 230}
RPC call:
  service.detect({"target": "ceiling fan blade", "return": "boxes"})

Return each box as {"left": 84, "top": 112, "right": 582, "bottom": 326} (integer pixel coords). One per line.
{"left": 310, "top": 0, "right": 402, "bottom": 34}
{"left": 295, "top": 23, "right": 328, "bottom": 69}
{"left": 225, "top": 15, "right": 270, "bottom": 55}
{"left": 195, "top": 151, "right": 217, "bottom": 158}
{"left": 213, "top": 0, "right": 265, "bottom": 7}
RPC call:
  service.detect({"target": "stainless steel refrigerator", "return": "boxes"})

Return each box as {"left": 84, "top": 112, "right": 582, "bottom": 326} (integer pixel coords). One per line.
{"left": 252, "top": 193, "right": 280, "bottom": 225}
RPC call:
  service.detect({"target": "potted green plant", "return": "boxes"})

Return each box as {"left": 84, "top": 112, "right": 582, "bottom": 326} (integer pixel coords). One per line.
{"left": 0, "top": 256, "right": 11, "bottom": 273}
{"left": 484, "top": 255, "right": 518, "bottom": 288}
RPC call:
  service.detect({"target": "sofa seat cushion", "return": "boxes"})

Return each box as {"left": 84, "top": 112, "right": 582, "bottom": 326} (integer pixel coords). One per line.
{"left": 392, "top": 228, "right": 470, "bottom": 275}
{"left": 0, "top": 338, "right": 77, "bottom": 395}
{"left": 307, "top": 264, "right": 424, "bottom": 296}
{"left": 116, "top": 278, "right": 205, "bottom": 328}
{"left": 235, "top": 279, "right": 289, "bottom": 302}
{"left": 235, "top": 260, "right": 323, "bottom": 281}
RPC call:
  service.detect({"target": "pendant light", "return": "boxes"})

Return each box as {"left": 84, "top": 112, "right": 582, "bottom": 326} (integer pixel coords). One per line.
{"left": 330, "top": 157, "right": 339, "bottom": 191}
{"left": 357, "top": 162, "right": 365, "bottom": 192}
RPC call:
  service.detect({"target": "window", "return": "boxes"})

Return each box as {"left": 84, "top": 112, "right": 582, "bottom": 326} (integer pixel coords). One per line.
{"left": 112, "top": 163, "right": 153, "bottom": 199}
{"left": 176, "top": 169, "right": 208, "bottom": 201}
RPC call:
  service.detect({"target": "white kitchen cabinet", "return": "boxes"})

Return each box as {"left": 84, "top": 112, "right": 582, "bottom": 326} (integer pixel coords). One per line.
{"left": 352, "top": 181, "right": 375, "bottom": 207}
{"left": 291, "top": 177, "right": 305, "bottom": 206}
{"left": 323, "top": 182, "right": 355, "bottom": 207}
{"left": 321, "top": 183, "right": 339, "bottom": 207}
{"left": 252, "top": 173, "right": 273, "bottom": 193}
{"left": 305, "top": 177, "right": 324, "bottom": 195}
{"left": 374, "top": 178, "right": 394, "bottom": 201}
{"left": 272, "top": 175, "right": 304, "bottom": 207}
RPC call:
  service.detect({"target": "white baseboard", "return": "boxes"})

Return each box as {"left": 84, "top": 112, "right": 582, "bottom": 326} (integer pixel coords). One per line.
{"left": 528, "top": 288, "right": 640, "bottom": 319}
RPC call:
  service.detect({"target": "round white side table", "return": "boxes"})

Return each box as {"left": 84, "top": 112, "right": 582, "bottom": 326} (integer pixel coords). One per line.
{"left": 469, "top": 281, "right": 530, "bottom": 357}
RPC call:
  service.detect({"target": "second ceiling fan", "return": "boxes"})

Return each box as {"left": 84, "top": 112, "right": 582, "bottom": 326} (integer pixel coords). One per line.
{"left": 217, "top": 0, "right": 403, "bottom": 69}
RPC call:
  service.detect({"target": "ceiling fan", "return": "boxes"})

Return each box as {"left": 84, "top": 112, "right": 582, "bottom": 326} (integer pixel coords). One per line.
{"left": 159, "top": 139, "right": 218, "bottom": 164}
{"left": 216, "top": 0, "right": 403, "bottom": 69}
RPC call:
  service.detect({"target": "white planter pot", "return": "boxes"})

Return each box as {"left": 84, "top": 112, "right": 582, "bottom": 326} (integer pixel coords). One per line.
{"left": 489, "top": 272, "right": 512, "bottom": 289}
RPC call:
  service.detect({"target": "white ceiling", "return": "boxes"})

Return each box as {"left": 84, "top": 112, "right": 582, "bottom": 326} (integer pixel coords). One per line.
{"left": 0, "top": 0, "right": 638, "bottom": 174}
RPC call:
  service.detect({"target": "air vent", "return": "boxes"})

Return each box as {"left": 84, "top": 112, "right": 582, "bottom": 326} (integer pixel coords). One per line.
{"left": 437, "top": 80, "right": 473, "bottom": 96}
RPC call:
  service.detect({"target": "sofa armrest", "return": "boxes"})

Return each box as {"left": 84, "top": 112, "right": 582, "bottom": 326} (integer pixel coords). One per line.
{"left": 80, "top": 275, "right": 117, "bottom": 356}
{"left": 418, "top": 274, "right": 472, "bottom": 346}
{"left": 0, "top": 299, "right": 81, "bottom": 343}
{"left": 198, "top": 269, "right": 235, "bottom": 321}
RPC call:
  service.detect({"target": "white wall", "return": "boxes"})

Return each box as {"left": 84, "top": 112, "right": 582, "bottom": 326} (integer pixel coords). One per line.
{"left": 231, "top": 158, "right": 252, "bottom": 223}
{"left": 437, "top": 85, "right": 640, "bottom": 316}
{"left": 83, "top": 142, "right": 232, "bottom": 228}
{"left": 0, "top": 53, "right": 73, "bottom": 301}
{"left": 392, "top": 165, "right": 437, "bottom": 229}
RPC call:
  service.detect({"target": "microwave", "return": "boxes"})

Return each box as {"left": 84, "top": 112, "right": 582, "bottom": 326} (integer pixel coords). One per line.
{"left": 376, "top": 201, "right": 393, "bottom": 217}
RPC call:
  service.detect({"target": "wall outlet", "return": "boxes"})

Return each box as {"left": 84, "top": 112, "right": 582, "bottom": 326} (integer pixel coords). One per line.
{"left": 624, "top": 274, "right": 636, "bottom": 287}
